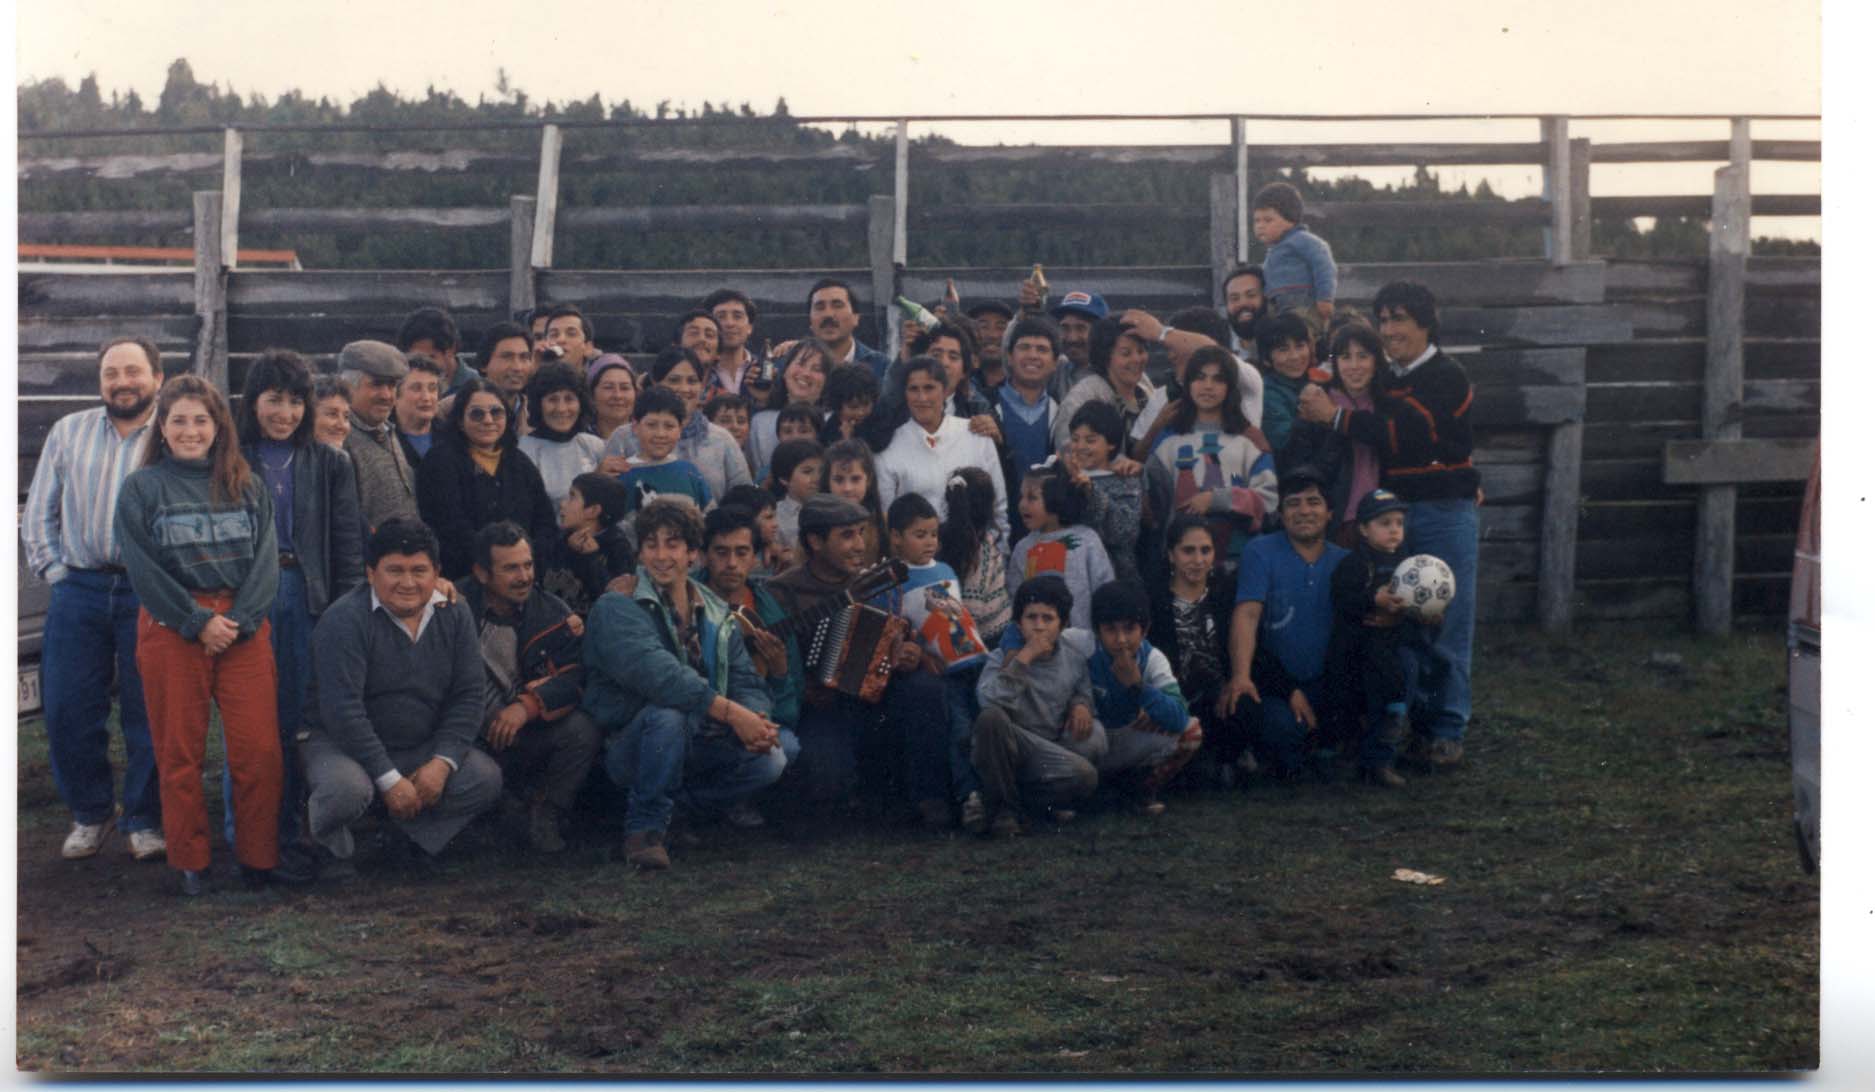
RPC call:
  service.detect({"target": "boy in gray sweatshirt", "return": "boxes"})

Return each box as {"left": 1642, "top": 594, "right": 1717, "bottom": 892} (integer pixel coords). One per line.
{"left": 971, "top": 574, "right": 1104, "bottom": 836}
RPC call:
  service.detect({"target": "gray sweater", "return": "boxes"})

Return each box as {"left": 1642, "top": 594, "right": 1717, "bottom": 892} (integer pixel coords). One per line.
{"left": 344, "top": 412, "right": 419, "bottom": 531}
{"left": 307, "top": 584, "right": 484, "bottom": 783}
{"left": 976, "top": 636, "right": 1095, "bottom": 738}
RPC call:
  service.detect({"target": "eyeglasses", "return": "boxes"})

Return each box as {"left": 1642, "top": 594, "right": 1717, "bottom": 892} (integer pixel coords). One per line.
{"left": 466, "top": 405, "right": 508, "bottom": 423}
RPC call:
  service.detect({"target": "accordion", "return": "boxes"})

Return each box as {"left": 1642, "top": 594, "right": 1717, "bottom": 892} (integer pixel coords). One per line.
{"left": 804, "top": 604, "right": 907, "bottom": 704}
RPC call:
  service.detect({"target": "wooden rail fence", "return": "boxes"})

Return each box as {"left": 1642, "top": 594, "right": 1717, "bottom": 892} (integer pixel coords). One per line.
{"left": 16, "top": 113, "right": 1820, "bottom": 631}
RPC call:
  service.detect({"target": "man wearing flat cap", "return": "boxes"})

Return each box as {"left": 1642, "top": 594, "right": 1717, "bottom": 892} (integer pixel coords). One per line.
{"left": 768, "top": 495, "right": 954, "bottom": 827}
{"left": 339, "top": 340, "right": 420, "bottom": 532}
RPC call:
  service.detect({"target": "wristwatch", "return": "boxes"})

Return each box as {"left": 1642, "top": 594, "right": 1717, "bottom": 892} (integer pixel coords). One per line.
{"left": 1158, "top": 325, "right": 1175, "bottom": 345}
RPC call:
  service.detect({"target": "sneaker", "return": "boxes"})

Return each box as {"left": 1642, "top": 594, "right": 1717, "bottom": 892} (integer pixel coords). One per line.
{"left": 1362, "top": 764, "right": 1407, "bottom": 789}
{"left": 916, "top": 797, "right": 954, "bottom": 831}
{"left": 1234, "top": 750, "right": 1260, "bottom": 777}
{"left": 127, "top": 829, "right": 167, "bottom": 862}
{"left": 724, "top": 801, "right": 767, "bottom": 830}
{"left": 959, "top": 791, "right": 988, "bottom": 835}
{"left": 623, "top": 831, "right": 670, "bottom": 871}
{"left": 527, "top": 802, "right": 567, "bottom": 854}
{"left": 989, "top": 810, "right": 1023, "bottom": 838}
{"left": 62, "top": 815, "right": 116, "bottom": 860}
{"left": 1428, "top": 739, "right": 1465, "bottom": 768}
{"left": 1138, "top": 798, "right": 1168, "bottom": 818}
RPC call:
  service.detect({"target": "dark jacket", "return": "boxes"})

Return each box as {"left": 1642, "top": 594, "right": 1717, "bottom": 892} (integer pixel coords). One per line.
{"left": 1147, "top": 575, "right": 1235, "bottom": 705}
{"left": 462, "top": 582, "right": 586, "bottom": 723}
{"left": 415, "top": 434, "right": 559, "bottom": 580}
{"left": 245, "top": 439, "right": 365, "bottom": 616}
{"left": 1334, "top": 349, "right": 1479, "bottom": 502}
{"left": 581, "top": 576, "right": 770, "bottom": 733}
{"left": 539, "top": 524, "right": 635, "bottom": 618}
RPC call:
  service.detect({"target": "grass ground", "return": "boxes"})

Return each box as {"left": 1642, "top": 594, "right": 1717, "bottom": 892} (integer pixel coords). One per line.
{"left": 14, "top": 623, "right": 1817, "bottom": 1074}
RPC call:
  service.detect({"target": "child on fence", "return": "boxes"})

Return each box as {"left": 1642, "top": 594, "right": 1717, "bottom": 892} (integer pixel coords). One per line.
{"left": 1063, "top": 401, "right": 1144, "bottom": 588}
{"left": 1326, "top": 489, "right": 1414, "bottom": 788}
{"left": 1253, "top": 181, "right": 1337, "bottom": 326}
{"left": 767, "top": 438, "right": 825, "bottom": 564}
{"left": 941, "top": 467, "right": 1013, "bottom": 650}
{"left": 1007, "top": 460, "right": 1116, "bottom": 632}
{"left": 880, "top": 494, "right": 994, "bottom": 833}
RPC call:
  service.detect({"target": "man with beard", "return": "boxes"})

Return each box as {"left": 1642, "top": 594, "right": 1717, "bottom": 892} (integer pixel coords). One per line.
{"left": 1222, "top": 264, "right": 1271, "bottom": 363}
{"left": 1216, "top": 468, "right": 1349, "bottom": 780}
{"left": 965, "top": 300, "right": 1014, "bottom": 394}
{"left": 1115, "top": 305, "right": 1264, "bottom": 433}
{"left": 805, "top": 279, "right": 892, "bottom": 381}
{"left": 1044, "top": 290, "right": 1108, "bottom": 403}
{"left": 23, "top": 337, "right": 168, "bottom": 861}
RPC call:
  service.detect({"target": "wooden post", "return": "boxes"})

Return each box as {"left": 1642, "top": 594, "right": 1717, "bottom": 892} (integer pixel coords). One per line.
{"left": 1208, "top": 173, "right": 1235, "bottom": 306}
{"left": 868, "top": 194, "right": 897, "bottom": 345}
{"left": 1541, "top": 116, "right": 1572, "bottom": 263}
{"left": 509, "top": 195, "right": 537, "bottom": 317}
{"left": 191, "top": 191, "right": 228, "bottom": 389}
{"left": 1231, "top": 117, "right": 1249, "bottom": 263}
{"left": 1539, "top": 420, "right": 1583, "bottom": 631}
{"left": 220, "top": 127, "right": 242, "bottom": 269}
{"left": 530, "top": 124, "right": 562, "bottom": 270}
{"left": 892, "top": 119, "right": 909, "bottom": 267}
{"left": 1568, "top": 137, "right": 1591, "bottom": 259}
{"left": 1695, "top": 159, "right": 1750, "bottom": 635}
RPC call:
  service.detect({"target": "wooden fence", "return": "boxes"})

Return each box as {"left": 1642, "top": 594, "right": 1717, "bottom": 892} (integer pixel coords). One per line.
{"left": 15, "top": 113, "right": 1820, "bottom": 631}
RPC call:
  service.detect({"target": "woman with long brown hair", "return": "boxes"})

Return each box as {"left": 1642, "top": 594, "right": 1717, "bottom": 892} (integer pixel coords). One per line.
{"left": 115, "top": 374, "right": 283, "bottom": 895}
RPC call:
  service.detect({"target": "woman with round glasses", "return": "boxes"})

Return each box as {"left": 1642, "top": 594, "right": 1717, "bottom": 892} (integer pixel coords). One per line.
{"left": 416, "top": 378, "right": 557, "bottom": 579}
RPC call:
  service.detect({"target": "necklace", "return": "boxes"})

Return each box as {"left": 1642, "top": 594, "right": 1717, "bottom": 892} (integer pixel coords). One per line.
{"left": 258, "top": 447, "right": 294, "bottom": 500}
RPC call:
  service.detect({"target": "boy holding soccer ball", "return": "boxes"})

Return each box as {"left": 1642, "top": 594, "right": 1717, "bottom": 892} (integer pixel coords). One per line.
{"left": 1326, "top": 489, "right": 1416, "bottom": 787}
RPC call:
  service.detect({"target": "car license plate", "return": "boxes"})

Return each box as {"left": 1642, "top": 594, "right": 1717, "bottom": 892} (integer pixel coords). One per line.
{"left": 19, "top": 667, "right": 43, "bottom": 715}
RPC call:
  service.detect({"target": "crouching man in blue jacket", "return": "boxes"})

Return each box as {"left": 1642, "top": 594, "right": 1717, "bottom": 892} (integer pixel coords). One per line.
{"left": 582, "top": 497, "right": 796, "bottom": 871}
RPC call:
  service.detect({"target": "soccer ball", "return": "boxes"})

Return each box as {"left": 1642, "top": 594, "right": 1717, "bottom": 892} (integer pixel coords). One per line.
{"left": 1390, "top": 554, "right": 1456, "bottom": 623}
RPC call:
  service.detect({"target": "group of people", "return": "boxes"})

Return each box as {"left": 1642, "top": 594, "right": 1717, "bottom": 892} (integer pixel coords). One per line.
{"left": 22, "top": 181, "right": 1482, "bottom": 886}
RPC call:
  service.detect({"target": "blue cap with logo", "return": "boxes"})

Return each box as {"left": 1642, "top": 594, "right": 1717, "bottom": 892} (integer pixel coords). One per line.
{"left": 1050, "top": 291, "right": 1109, "bottom": 322}
{"left": 1355, "top": 488, "right": 1409, "bottom": 525}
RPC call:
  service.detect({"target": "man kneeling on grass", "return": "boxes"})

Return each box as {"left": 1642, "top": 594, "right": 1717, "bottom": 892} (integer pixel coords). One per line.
{"left": 582, "top": 498, "right": 792, "bottom": 870}
{"left": 302, "top": 518, "right": 502, "bottom": 877}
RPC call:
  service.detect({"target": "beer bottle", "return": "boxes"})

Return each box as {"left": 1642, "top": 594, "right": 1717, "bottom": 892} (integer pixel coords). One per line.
{"left": 895, "top": 295, "right": 943, "bottom": 330}
{"left": 1023, "top": 263, "right": 1048, "bottom": 316}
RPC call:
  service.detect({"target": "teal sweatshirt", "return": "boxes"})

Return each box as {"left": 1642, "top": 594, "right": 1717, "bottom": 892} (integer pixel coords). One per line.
{"left": 115, "top": 456, "right": 278, "bottom": 640}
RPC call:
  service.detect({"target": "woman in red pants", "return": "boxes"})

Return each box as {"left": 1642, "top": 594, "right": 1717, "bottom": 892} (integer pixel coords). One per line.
{"left": 115, "top": 375, "right": 282, "bottom": 895}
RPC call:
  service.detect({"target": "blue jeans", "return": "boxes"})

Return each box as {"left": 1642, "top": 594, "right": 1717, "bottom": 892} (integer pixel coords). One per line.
{"left": 41, "top": 569, "right": 160, "bottom": 831}
{"left": 944, "top": 669, "right": 982, "bottom": 800}
{"left": 793, "top": 672, "right": 952, "bottom": 805}
{"left": 1255, "top": 677, "right": 1327, "bottom": 777}
{"left": 604, "top": 706, "right": 796, "bottom": 835}
{"left": 1401, "top": 498, "right": 1479, "bottom": 742}
{"left": 224, "top": 565, "right": 312, "bottom": 847}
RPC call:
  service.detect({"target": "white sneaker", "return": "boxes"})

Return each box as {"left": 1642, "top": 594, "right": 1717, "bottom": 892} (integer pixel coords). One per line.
{"left": 127, "top": 829, "right": 167, "bottom": 861}
{"left": 61, "top": 815, "right": 116, "bottom": 860}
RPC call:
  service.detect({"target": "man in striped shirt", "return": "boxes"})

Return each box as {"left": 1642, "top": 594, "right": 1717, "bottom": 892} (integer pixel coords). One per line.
{"left": 21, "top": 337, "right": 168, "bottom": 861}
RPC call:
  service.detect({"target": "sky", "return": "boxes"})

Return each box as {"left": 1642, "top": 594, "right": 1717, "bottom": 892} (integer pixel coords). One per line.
{"left": 12, "top": 0, "right": 1825, "bottom": 235}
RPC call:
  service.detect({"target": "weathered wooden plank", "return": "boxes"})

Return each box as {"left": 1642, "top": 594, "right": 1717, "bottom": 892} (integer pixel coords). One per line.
{"left": 1461, "top": 347, "right": 1587, "bottom": 388}
{"left": 1334, "top": 260, "right": 1606, "bottom": 306}
{"left": 1577, "top": 494, "right": 1801, "bottom": 541}
{"left": 17, "top": 272, "right": 196, "bottom": 314}
{"left": 1481, "top": 504, "right": 1540, "bottom": 542}
{"left": 243, "top": 207, "right": 510, "bottom": 231}
{"left": 226, "top": 270, "right": 509, "bottom": 312}
{"left": 1590, "top": 139, "right": 1820, "bottom": 164}
{"left": 1477, "top": 541, "right": 1540, "bottom": 585}
{"left": 1594, "top": 193, "right": 1819, "bottom": 219}
{"left": 18, "top": 315, "right": 200, "bottom": 352}
{"left": 539, "top": 269, "right": 874, "bottom": 313}
{"left": 1477, "top": 463, "right": 1544, "bottom": 506}
{"left": 1540, "top": 419, "right": 1583, "bottom": 630}
{"left": 868, "top": 195, "right": 896, "bottom": 343}
{"left": 1585, "top": 380, "right": 1818, "bottom": 423}
{"left": 1569, "top": 575, "right": 1789, "bottom": 623}
{"left": 1574, "top": 535, "right": 1794, "bottom": 581}
{"left": 225, "top": 313, "right": 507, "bottom": 354}
{"left": 1436, "top": 304, "right": 1632, "bottom": 347}
{"left": 1208, "top": 174, "right": 1235, "bottom": 309}
{"left": 916, "top": 142, "right": 1555, "bottom": 170}
{"left": 220, "top": 128, "right": 243, "bottom": 270}
{"left": 531, "top": 124, "right": 561, "bottom": 270}
{"left": 1308, "top": 198, "right": 1552, "bottom": 229}
{"left": 1475, "top": 581, "right": 1537, "bottom": 625}
{"left": 509, "top": 195, "right": 537, "bottom": 317}
{"left": 1662, "top": 438, "right": 1816, "bottom": 485}
{"left": 1703, "top": 152, "right": 1752, "bottom": 639}
{"left": 1582, "top": 415, "right": 1814, "bottom": 460}
{"left": 892, "top": 120, "right": 909, "bottom": 269}
{"left": 1541, "top": 117, "right": 1572, "bottom": 263}
{"left": 1568, "top": 138, "right": 1592, "bottom": 260}
{"left": 18, "top": 151, "right": 225, "bottom": 180}
{"left": 18, "top": 209, "right": 196, "bottom": 240}
{"left": 912, "top": 203, "right": 1206, "bottom": 228}
{"left": 192, "top": 191, "right": 228, "bottom": 387}
{"left": 900, "top": 266, "right": 1211, "bottom": 307}
{"left": 1587, "top": 340, "right": 1818, "bottom": 384}
{"left": 564, "top": 204, "right": 869, "bottom": 230}
{"left": 1472, "top": 385, "right": 1585, "bottom": 428}
{"left": 1471, "top": 430, "right": 1548, "bottom": 464}
{"left": 1603, "top": 259, "right": 1703, "bottom": 298}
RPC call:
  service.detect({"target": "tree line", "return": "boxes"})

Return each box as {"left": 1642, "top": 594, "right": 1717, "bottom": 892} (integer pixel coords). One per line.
{"left": 18, "top": 60, "right": 1817, "bottom": 270}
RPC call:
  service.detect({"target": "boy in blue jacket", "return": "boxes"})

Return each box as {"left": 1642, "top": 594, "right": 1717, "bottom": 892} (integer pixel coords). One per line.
{"left": 582, "top": 497, "right": 796, "bottom": 870}
{"left": 1069, "top": 582, "right": 1204, "bottom": 815}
